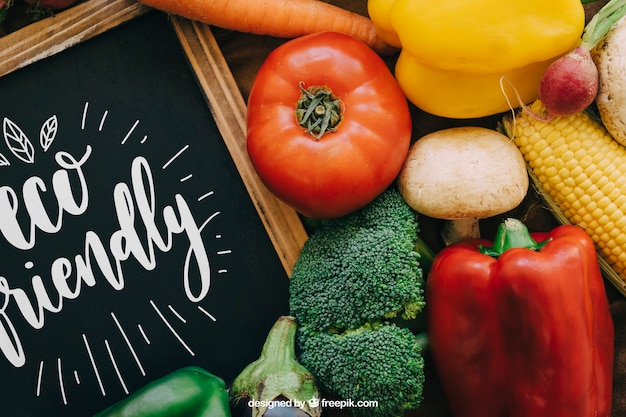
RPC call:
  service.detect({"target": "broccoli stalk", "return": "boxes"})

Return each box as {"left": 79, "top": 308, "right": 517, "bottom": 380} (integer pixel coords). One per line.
{"left": 230, "top": 316, "right": 321, "bottom": 417}
{"left": 289, "top": 189, "right": 431, "bottom": 417}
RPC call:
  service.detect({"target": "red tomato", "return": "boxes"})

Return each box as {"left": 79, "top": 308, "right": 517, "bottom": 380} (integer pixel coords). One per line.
{"left": 246, "top": 31, "right": 412, "bottom": 219}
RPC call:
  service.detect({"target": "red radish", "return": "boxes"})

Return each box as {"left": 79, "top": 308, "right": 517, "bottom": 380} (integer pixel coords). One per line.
{"left": 539, "top": 46, "right": 599, "bottom": 119}
{"left": 536, "top": 0, "right": 626, "bottom": 120}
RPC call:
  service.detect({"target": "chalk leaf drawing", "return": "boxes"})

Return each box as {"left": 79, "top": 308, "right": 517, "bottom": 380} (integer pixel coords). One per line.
{"left": 40, "top": 115, "right": 58, "bottom": 152}
{"left": 3, "top": 117, "right": 35, "bottom": 164}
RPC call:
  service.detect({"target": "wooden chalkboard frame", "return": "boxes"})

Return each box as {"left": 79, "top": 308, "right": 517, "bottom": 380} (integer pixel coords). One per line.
{"left": 169, "top": 18, "right": 309, "bottom": 274}
{"left": 0, "top": 0, "right": 308, "bottom": 275}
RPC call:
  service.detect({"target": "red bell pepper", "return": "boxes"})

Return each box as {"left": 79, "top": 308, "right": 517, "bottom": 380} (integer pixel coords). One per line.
{"left": 426, "top": 218, "right": 614, "bottom": 417}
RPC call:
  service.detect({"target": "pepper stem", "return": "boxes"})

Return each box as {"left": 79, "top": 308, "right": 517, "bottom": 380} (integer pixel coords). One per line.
{"left": 296, "top": 82, "right": 343, "bottom": 140}
{"left": 479, "top": 218, "right": 550, "bottom": 257}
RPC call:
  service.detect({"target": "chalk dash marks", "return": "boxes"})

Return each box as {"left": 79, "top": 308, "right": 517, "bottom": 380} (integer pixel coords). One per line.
{"left": 37, "top": 299, "right": 219, "bottom": 405}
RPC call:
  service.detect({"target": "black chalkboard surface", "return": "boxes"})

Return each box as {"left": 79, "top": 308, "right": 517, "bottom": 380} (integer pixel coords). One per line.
{"left": 0, "top": 10, "right": 294, "bottom": 416}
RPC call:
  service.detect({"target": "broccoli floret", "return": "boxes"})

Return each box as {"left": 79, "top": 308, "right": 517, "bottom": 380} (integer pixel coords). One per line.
{"left": 289, "top": 189, "right": 431, "bottom": 416}
{"left": 297, "top": 322, "right": 425, "bottom": 417}
{"left": 289, "top": 189, "right": 426, "bottom": 332}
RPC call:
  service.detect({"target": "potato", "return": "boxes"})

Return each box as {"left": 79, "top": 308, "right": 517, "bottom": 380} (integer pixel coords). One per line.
{"left": 592, "top": 15, "right": 626, "bottom": 146}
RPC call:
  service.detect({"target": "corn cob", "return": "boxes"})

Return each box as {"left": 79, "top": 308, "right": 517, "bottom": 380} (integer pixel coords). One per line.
{"left": 502, "top": 99, "right": 626, "bottom": 288}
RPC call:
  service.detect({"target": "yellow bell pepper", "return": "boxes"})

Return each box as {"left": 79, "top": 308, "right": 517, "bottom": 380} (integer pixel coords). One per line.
{"left": 367, "top": 0, "right": 585, "bottom": 118}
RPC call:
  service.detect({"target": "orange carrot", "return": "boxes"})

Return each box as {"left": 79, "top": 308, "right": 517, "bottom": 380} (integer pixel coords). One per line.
{"left": 137, "top": 0, "right": 396, "bottom": 55}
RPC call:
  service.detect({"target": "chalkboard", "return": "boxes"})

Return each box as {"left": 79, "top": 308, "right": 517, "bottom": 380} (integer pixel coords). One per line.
{"left": 0, "top": 4, "right": 307, "bottom": 416}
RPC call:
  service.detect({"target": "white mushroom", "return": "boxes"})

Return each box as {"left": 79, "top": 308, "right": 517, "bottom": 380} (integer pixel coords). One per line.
{"left": 398, "top": 126, "right": 529, "bottom": 246}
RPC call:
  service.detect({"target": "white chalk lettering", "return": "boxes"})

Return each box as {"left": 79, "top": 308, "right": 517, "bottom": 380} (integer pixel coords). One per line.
{"left": 0, "top": 146, "right": 91, "bottom": 250}
{"left": 0, "top": 153, "right": 215, "bottom": 367}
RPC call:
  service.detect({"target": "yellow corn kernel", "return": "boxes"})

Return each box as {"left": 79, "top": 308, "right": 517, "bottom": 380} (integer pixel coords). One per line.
{"left": 609, "top": 227, "right": 621, "bottom": 240}
{"left": 503, "top": 100, "right": 626, "bottom": 284}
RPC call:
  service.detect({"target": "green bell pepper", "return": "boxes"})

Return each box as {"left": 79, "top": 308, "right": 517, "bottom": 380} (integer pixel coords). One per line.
{"left": 93, "top": 366, "right": 231, "bottom": 417}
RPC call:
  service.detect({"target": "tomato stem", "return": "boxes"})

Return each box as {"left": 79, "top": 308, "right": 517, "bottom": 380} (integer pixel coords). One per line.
{"left": 296, "top": 82, "right": 342, "bottom": 139}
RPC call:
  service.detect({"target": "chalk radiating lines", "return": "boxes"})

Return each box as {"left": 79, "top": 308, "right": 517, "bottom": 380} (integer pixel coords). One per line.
{"left": 121, "top": 120, "right": 140, "bottom": 145}
{"left": 162, "top": 144, "right": 190, "bottom": 169}
{"left": 81, "top": 101, "right": 142, "bottom": 140}
{"left": 83, "top": 334, "right": 106, "bottom": 396}
{"left": 111, "top": 312, "right": 146, "bottom": 376}
{"left": 35, "top": 307, "right": 219, "bottom": 402}
{"left": 180, "top": 174, "right": 193, "bottom": 183}
{"left": 197, "top": 306, "right": 217, "bottom": 322}
{"left": 195, "top": 212, "right": 230, "bottom": 274}
{"left": 36, "top": 360, "right": 44, "bottom": 396}
{"left": 198, "top": 191, "right": 214, "bottom": 201}
{"left": 138, "top": 324, "right": 151, "bottom": 345}
{"left": 104, "top": 340, "right": 129, "bottom": 395}
{"left": 150, "top": 300, "right": 195, "bottom": 356}
{"left": 168, "top": 305, "right": 187, "bottom": 323}
{"left": 81, "top": 102, "right": 89, "bottom": 129}
{"left": 216, "top": 231, "right": 228, "bottom": 273}
{"left": 99, "top": 110, "right": 109, "bottom": 132}
{"left": 140, "top": 135, "right": 148, "bottom": 144}
{"left": 58, "top": 358, "right": 68, "bottom": 405}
